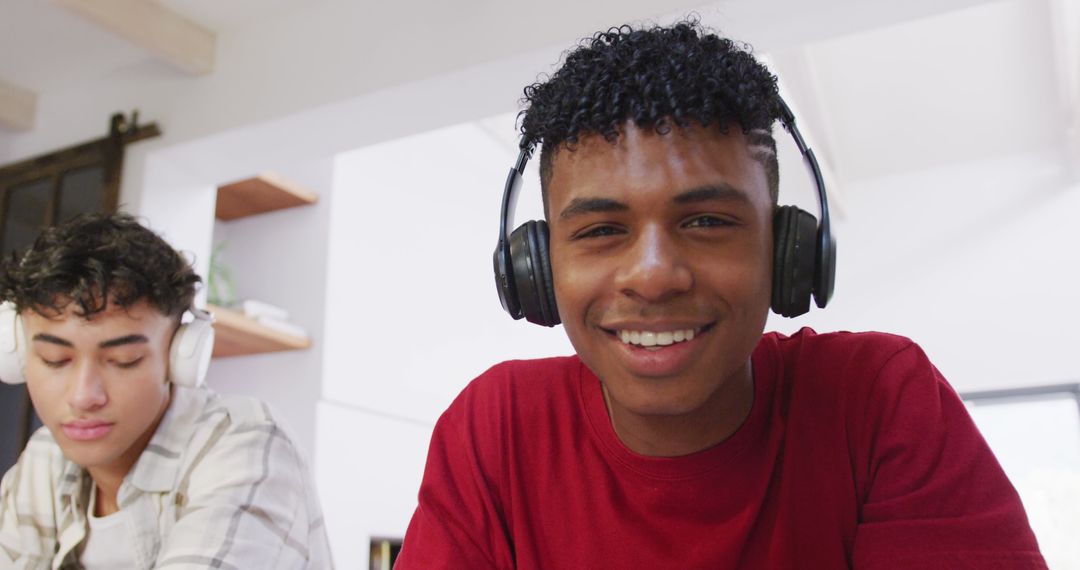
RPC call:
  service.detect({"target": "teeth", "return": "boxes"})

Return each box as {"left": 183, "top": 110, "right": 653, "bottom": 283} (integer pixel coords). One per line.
{"left": 617, "top": 328, "right": 698, "bottom": 347}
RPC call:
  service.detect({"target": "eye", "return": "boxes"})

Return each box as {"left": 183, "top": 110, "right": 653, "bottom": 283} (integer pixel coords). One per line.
{"left": 573, "top": 225, "right": 624, "bottom": 240}
{"left": 682, "top": 215, "right": 735, "bottom": 229}
{"left": 41, "top": 358, "right": 70, "bottom": 369}
{"left": 113, "top": 357, "right": 145, "bottom": 370}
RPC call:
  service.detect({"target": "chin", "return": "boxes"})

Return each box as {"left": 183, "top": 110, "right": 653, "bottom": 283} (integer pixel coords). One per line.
{"left": 57, "top": 448, "right": 105, "bottom": 469}
{"left": 52, "top": 438, "right": 116, "bottom": 469}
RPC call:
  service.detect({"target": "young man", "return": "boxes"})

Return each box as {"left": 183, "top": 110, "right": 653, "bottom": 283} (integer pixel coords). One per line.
{"left": 0, "top": 213, "right": 331, "bottom": 569}
{"left": 396, "top": 22, "right": 1046, "bottom": 568}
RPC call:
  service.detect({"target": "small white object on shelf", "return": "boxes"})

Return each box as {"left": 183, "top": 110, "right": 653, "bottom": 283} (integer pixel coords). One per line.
{"left": 241, "top": 299, "right": 289, "bottom": 321}
{"left": 254, "top": 316, "right": 308, "bottom": 340}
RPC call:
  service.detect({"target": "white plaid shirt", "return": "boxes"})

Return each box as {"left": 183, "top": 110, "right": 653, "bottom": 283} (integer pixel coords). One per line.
{"left": 0, "top": 385, "right": 332, "bottom": 569}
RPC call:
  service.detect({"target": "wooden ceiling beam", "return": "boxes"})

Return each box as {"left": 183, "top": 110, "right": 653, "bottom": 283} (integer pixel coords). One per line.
{"left": 0, "top": 78, "right": 37, "bottom": 131}
{"left": 54, "top": 0, "right": 215, "bottom": 75}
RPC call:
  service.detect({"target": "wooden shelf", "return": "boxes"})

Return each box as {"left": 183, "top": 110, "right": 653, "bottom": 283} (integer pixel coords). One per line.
{"left": 208, "top": 304, "right": 310, "bottom": 358}
{"left": 215, "top": 173, "right": 317, "bottom": 220}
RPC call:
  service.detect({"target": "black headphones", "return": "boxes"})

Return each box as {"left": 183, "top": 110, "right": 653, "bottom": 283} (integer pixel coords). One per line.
{"left": 493, "top": 97, "right": 836, "bottom": 327}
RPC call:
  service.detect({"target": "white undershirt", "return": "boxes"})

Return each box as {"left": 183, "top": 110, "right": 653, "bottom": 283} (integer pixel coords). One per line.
{"left": 80, "top": 485, "right": 139, "bottom": 570}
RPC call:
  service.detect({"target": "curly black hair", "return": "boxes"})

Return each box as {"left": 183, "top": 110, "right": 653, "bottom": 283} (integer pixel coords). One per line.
{"left": 0, "top": 212, "right": 200, "bottom": 319}
{"left": 520, "top": 19, "right": 782, "bottom": 212}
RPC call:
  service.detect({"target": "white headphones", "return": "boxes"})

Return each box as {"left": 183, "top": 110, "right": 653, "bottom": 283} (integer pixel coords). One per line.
{"left": 0, "top": 301, "right": 215, "bottom": 388}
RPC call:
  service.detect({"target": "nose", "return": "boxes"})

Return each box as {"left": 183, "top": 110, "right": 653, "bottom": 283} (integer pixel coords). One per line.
{"left": 68, "top": 361, "right": 107, "bottom": 411}
{"left": 614, "top": 224, "right": 692, "bottom": 303}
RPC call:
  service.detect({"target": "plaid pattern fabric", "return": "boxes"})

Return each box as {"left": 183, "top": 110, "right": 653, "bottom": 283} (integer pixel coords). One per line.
{"left": 0, "top": 386, "right": 332, "bottom": 569}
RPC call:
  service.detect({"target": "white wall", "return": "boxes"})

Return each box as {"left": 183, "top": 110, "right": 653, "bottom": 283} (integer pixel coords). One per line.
{"left": 203, "top": 159, "right": 335, "bottom": 455}
{"left": 323, "top": 116, "right": 572, "bottom": 426}
{"left": 317, "top": 116, "right": 575, "bottom": 568}
{"left": 316, "top": 402, "right": 433, "bottom": 569}
{"left": 768, "top": 146, "right": 1080, "bottom": 392}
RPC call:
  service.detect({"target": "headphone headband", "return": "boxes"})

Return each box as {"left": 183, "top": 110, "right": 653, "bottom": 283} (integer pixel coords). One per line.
{"left": 494, "top": 147, "right": 532, "bottom": 318}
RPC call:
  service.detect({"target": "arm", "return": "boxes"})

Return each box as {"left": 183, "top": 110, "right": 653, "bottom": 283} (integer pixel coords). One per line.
{"left": 851, "top": 343, "right": 1046, "bottom": 569}
{"left": 152, "top": 420, "right": 328, "bottom": 570}
{"left": 396, "top": 384, "right": 515, "bottom": 569}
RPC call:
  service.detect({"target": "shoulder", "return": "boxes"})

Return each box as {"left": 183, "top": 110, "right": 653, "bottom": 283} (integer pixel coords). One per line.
{"left": 2, "top": 427, "right": 71, "bottom": 491}
{"left": 763, "top": 327, "right": 918, "bottom": 366}
{"left": 208, "top": 392, "right": 278, "bottom": 428}
{"left": 452, "top": 355, "right": 582, "bottom": 408}
{"left": 178, "top": 386, "right": 287, "bottom": 436}
{"left": 168, "top": 387, "right": 305, "bottom": 474}
{"left": 169, "top": 389, "right": 312, "bottom": 498}
{"left": 758, "top": 328, "right": 947, "bottom": 433}
{"left": 762, "top": 328, "right": 932, "bottom": 389}
{"left": 475, "top": 355, "right": 583, "bottom": 384}
{"left": 15, "top": 427, "right": 66, "bottom": 465}
{"left": 2, "top": 428, "right": 69, "bottom": 500}
{"left": 434, "top": 355, "right": 583, "bottom": 444}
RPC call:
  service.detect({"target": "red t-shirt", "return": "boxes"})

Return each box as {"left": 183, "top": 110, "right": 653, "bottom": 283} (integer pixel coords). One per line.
{"left": 396, "top": 329, "right": 1045, "bottom": 569}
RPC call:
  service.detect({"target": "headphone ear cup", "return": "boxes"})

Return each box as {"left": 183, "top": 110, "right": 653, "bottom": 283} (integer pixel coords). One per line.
{"left": 772, "top": 206, "right": 818, "bottom": 318}
{"left": 168, "top": 315, "right": 215, "bottom": 388}
{"left": 813, "top": 226, "right": 836, "bottom": 309}
{"left": 0, "top": 302, "right": 26, "bottom": 385}
{"left": 509, "top": 220, "right": 560, "bottom": 327}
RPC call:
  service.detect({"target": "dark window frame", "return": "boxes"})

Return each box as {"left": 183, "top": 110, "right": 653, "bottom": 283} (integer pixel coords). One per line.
{"left": 0, "top": 113, "right": 160, "bottom": 251}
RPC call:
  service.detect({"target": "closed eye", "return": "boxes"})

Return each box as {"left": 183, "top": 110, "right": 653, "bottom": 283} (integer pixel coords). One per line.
{"left": 41, "top": 358, "right": 69, "bottom": 369}
{"left": 113, "top": 357, "right": 145, "bottom": 370}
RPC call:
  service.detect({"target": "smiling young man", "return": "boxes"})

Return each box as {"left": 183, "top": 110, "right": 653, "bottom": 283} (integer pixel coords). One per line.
{"left": 395, "top": 21, "right": 1046, "bottom": 569}
{"left": 0, "top": 213, "right": 330, "bottom": 569}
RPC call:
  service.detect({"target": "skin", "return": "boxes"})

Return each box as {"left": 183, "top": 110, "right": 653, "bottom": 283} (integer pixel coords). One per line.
{"left": 22, "top": 298, "right": 175, "bottom": 516}
{"left": 546, "top": 123, "right": 774, "bottom": 457}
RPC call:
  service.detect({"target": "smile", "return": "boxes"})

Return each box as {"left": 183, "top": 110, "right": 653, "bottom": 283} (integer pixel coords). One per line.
{"left": 617, "top": 327, "right": 702, "bottom": 347}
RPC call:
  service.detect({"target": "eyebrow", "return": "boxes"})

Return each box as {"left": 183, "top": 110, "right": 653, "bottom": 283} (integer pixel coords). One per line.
{"left": 99, "top": 335, "right": 149, "bottom": 349}
{"left": 673, "top": 184, "right": 752, "bottom": 205}
{"left": 558, "top": 183, "right": 752, "bottom": 221}
{"left": 32, "top": 334, "right": 73, "bottom": 348}
{"left": 32, "top": 333, "right": 149, "bottom": 349}
{"left": 559, "top": 197, "right": 629, "bottom": 220}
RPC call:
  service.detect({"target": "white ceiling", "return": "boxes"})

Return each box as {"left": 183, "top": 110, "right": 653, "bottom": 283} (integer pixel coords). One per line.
{"left": 792, "top": 0, "right": 1065, "bottom": 182}
{"left": 0, "top": 0, "right": 1076, "bottom": 190}
{"left": 0, "top": 0, "right": 325, "bottom": 92}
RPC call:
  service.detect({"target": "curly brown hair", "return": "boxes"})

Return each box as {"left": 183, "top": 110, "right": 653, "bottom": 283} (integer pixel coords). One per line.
{"left": 520, "top": 19, "right": 782, "bottom": 213}
{"left": 0, "top": 212, "right": 200, "bottom": 319}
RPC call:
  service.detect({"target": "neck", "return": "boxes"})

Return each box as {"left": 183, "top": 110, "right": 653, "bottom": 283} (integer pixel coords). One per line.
{"left": 603, "top": 362, "right": 754, "bottom": 457}
{"left": 88, "top": 469, "right": 123, "bottom": 517}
